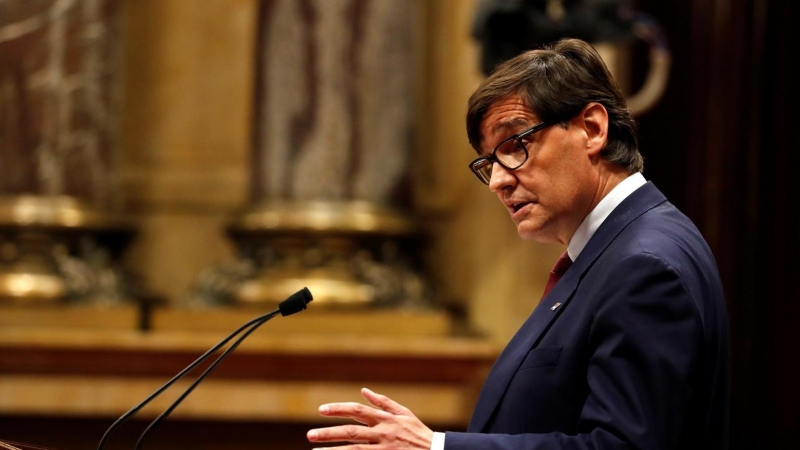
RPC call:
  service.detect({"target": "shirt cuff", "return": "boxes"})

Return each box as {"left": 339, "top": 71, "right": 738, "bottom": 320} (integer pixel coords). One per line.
{"left": 431, "top": 431, "right": 445, "bottom": 450}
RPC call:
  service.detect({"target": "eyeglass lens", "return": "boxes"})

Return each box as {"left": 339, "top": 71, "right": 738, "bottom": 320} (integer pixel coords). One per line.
{"left": 471, "top": 160, "right": 493, "bottom": 184}
{"left": 471, "top": 138, "right": 527, "bottom": 184}
{"left": 496, "top": 139, "right": 527, "bottom": 168}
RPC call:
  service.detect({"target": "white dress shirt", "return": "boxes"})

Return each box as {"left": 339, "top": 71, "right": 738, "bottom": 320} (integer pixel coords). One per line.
{"left": 430, "top": 172, "right": 647, "bottom": 450}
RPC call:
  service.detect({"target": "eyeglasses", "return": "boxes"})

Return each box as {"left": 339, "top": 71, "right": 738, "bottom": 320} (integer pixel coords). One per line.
{"left": 468, "top": 121, "right": 556, "bottom": 185}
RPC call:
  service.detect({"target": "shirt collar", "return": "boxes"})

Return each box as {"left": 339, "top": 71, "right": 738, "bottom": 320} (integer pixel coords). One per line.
{"left": 567, "top": 172, "right": 647, "bottom": 261}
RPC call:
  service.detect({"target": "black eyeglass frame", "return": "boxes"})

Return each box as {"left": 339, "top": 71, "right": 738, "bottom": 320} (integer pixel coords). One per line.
{"left": 468, "top": 120, "right": 556, "bottom": 185}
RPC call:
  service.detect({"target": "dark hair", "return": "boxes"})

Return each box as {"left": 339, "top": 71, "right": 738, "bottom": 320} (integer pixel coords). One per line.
{"left": 466, "top": 38, "right": 643, "bottom": 173}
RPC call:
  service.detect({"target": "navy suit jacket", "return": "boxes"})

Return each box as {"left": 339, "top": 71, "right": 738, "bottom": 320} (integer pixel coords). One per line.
{"left": 446, "top": 182, "right": 729, "bottom": 450}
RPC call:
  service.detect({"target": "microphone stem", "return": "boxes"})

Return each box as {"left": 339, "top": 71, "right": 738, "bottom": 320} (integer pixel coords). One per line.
{"left": 96, "top": 308, "right": 280, "bottom": 450}
{"left": 133, "top": 314, "right": 272, "bottom": 450}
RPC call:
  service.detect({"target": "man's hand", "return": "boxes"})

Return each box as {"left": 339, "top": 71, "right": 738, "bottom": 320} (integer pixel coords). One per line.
{"left": 307, "top": 387, "right": 433, "bottom": 449}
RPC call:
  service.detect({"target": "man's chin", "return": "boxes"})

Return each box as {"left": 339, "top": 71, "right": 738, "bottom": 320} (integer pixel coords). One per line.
{"left": 515, "top": 220, "right": 557, "bottom": 243}
{"left": 515, "top": 223, "right": 542, "bottom": 241}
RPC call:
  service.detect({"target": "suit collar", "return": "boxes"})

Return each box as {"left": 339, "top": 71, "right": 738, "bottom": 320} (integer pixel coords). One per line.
{"left": 568, "top": 181, "right": 665, "bottom": 276}
{"left": 568, "top": 172, "right": 647, "bottom": 261}
{"left": 467, "top": 182, "right": 668, "bottom": 432}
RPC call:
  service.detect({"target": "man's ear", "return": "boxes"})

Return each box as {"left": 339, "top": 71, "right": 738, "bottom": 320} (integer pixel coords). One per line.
{"left": 578, "top": 102, "right": 608, "bottom": 157}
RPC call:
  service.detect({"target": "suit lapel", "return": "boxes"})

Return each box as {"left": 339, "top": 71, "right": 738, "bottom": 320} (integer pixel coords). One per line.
{"left": 467, "top": 182, "right": 667, "bottom": 432}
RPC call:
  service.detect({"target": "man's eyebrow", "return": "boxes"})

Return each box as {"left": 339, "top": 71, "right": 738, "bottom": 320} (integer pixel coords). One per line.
{"left": 492, "top": 117, "right": 531, "bottom": 133}
{"left": 478, "top": 117, "right": 535, "bottom": 155}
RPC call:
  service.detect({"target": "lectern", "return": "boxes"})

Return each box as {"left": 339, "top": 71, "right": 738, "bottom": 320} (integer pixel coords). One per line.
{"left": 0, "top": 440, "right": 57, "bottom": 450}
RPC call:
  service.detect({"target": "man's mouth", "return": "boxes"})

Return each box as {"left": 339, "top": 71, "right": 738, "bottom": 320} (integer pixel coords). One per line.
{"left": 513, "top": 202, "right": 530, "bottom": 213}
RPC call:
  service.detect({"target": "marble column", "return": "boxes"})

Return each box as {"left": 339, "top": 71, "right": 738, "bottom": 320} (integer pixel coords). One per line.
{"left": 194, "top": 0, "right": 431, "bottom": 309}
{"left": 0, "top": 0, "right": 124, "bottom": 203}
{"left": 0, "top": 0, "right": 135, "bottom": 304}
{"left": 253, "top": 0, "right": 414, "bottom": 204}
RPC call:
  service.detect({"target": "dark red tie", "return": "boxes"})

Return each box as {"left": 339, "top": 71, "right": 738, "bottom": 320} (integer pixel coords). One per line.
{"left": 541, "top": 251, "right": 573, "bottom": 300}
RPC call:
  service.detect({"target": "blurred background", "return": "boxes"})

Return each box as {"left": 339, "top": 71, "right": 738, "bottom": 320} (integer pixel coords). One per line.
{"left": 0, "top": 0, "right": 796, "bottom": 449}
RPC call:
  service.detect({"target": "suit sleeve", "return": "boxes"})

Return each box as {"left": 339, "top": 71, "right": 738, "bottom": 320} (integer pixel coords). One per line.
{"left": 445, "top": 252, "right": 704, "bottom": 450}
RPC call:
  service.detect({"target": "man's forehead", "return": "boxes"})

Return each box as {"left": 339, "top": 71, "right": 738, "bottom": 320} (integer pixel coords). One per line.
{"left": 491, "top": 117, "right": 531, "bottom": 132}
{"left": 482, "top": 97, "right": 538, "bottom": 125}
{"left": 479, "top": 98, "right": 540, "bottom": 144}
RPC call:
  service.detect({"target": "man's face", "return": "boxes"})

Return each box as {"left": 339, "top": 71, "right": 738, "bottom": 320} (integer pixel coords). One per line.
{"left": 478, "top": 95, "right": 599, "bottom": 244}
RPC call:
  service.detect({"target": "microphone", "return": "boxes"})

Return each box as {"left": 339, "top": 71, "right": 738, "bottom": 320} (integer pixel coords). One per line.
{"left": 96, "top": 287, "right": 313, "bottom": 450}
{"left": 278, "top": 287, "right": 313, "bottom": 316}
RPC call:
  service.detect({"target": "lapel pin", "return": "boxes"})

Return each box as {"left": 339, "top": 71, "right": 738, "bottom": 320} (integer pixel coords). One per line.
{"left": 550, "top": 302, "right": 562, "bottom": 311}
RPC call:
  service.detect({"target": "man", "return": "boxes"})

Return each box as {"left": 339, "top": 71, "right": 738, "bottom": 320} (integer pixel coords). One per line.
{"left": 307, "top": 38, "right": 729, "bottom": 450}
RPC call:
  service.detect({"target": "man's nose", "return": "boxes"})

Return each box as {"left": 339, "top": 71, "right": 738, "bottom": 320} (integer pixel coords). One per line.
{"left": 488, "top": 162, "right": 516, "bottom": 192}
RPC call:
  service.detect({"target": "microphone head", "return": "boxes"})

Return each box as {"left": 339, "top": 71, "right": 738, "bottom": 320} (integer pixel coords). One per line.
{"left": 278, "top": 287, "right": 313, "bottom": 316}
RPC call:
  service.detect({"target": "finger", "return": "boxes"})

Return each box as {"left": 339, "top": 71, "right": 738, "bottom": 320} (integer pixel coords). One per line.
{"left": 307, "top": 424, "right": 380, "bottom": 444}
{"left": 310, "top": 446, "right": 370, "bottom": 450}
{"left": 361, "top": 387, "right": 412, "bottom": 416}
{"left": 318, "top": 401, "right": 391, "bottom": 425}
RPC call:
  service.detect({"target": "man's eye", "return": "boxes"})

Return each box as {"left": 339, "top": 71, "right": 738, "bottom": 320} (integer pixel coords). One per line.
{"left": 497, "top": 140, "right": 520, "bottom": 155}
